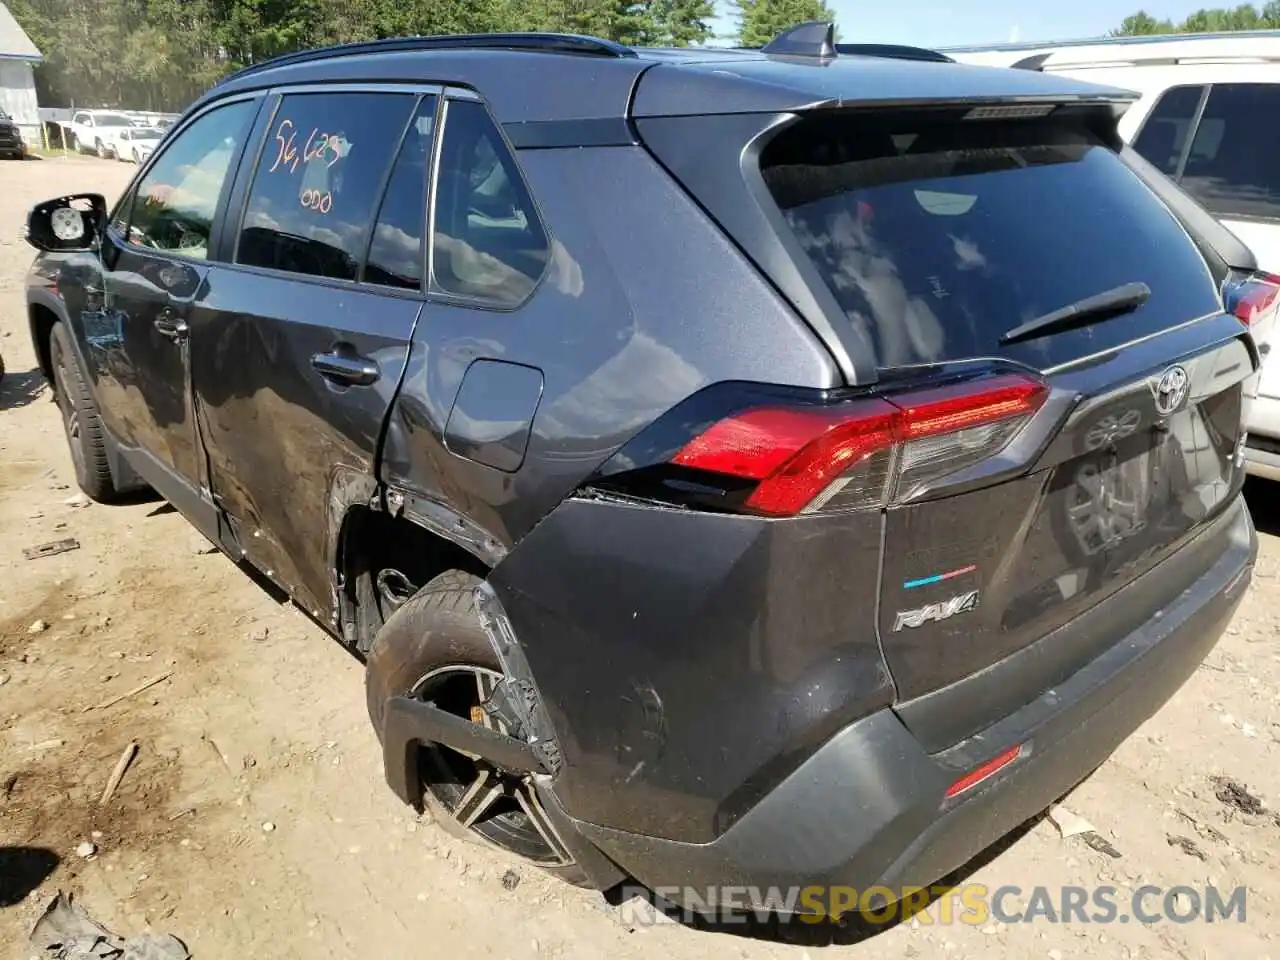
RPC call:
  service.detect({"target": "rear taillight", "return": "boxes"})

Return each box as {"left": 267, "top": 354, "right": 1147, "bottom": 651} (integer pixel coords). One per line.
{"left": 670, "top": 374, "right": 1047, "bottom": 517}
{"left": 1225, "top": 270, "right": 1280, "bottom": 328}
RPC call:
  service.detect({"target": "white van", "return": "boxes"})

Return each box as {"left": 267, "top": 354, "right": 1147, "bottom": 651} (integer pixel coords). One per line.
{"left": 945, "top": 31, "right": 1280, "bottom": 479}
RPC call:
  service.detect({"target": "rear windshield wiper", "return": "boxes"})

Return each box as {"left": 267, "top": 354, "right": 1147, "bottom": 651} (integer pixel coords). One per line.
{"left": 999, "top": 282, "right": 1152, "bottom": 345}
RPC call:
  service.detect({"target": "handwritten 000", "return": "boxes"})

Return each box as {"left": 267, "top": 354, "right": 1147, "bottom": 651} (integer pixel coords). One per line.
{"left": 300, "top": 188, "right": 333, "bottom": 214}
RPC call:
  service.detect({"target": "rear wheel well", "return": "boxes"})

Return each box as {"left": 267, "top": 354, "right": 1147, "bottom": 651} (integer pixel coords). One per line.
{"left": 339, "top": 507, "right": 489, "bottom": 655}
{"left": 29, "top": 303, "right": 58, "bottom": 381}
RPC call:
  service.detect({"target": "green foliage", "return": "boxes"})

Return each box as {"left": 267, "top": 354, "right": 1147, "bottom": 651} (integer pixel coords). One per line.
{"left": 732, "top": 0, "right": 837, "bottom": 48}
{"left": 1113, "top": 4, "right": 1280, "bottom": 36}
{"left": 7, "top": 0, "right": 718, "bottom": 111}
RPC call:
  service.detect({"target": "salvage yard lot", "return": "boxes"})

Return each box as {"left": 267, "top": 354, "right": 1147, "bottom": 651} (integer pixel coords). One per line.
{"left": 2, "top": 156, "right": 1280, "bottom": 959}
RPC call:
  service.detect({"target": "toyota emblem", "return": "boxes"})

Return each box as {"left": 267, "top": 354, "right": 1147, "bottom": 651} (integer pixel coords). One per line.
{"left": 1152, "top": 365, "right": 1189, "bottom": 416}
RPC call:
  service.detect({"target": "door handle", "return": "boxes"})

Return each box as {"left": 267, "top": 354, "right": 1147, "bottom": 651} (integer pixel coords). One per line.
{"left": 154, "top": 312, "right": 188, "bottom": 341}
{"left": 311, "top": 349, "right": 379, "bottom": 387}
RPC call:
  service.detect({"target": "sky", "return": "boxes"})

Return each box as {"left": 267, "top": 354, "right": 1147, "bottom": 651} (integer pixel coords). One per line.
{"left": 709, "top": 1, "right": 1215, "bottom": 49}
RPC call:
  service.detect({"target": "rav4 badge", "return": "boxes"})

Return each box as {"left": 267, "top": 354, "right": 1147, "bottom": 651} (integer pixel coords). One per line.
{"left": 893, "top": 590, "right": 980, "bottom": 632}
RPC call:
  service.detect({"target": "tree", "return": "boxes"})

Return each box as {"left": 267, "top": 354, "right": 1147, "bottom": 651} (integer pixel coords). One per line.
{"left": 7, "top": 0, "right": 730, "bottom": 111}
{"left": 1113, "top": 3, "right": 1280, "bottom": 35}
{"left": 732, "top": 0, "right": 836, "bottom": 48}
{"left": 1112, "top": 11, "right": 1176, "bottom": 35}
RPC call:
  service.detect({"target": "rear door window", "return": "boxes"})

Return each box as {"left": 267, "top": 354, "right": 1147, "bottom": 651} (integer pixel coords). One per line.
{"left": 363, "top": 97, "right": 437, "bottom": 290}
{"left": 236, "top": 91, "right": 418, "bottom": 282}
{"left": 1132, "top": 84, "right": 1204, "bottom": 176}
{"left": 760, "top": 114, "right": 1223, "bottom": 370}
{"left": 1178, "top": 83, "right": 1280, "bottom": 221}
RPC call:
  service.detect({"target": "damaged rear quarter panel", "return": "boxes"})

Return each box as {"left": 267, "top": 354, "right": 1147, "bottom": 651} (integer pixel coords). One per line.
{"left": 487, "top": 495, "right": 893, "bottom": 844}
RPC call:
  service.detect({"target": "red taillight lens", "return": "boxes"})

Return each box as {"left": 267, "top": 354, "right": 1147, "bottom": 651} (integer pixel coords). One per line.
{"left": 671, "top": 374, "right": 1047, "bottom": 517}
{"left": 1226, "top": 271, "right": 1280, "bottom": 327}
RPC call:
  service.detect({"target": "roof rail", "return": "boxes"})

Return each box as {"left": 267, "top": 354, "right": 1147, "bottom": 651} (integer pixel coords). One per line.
{"left": 759, "top": 21, "right": 953, "bottom": 62}
{"left": 940, "top": 28, "right": 1280, "bottom": 55}
{"left": 218, "top": 32, "right": 637, "bottom": 86}
{"left": 835, "top": 42, "right": 954, "bottom": 63}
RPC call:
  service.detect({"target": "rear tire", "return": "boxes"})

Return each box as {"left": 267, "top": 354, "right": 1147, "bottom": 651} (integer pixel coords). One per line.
{"left": 95, "top": 138, "right": 107, "bottom": 159}
{"left": 49, "top": 323, "right": 118, "bottom": 502}
{"left": 366, "top": 570, "right": 590, "bottom": 887}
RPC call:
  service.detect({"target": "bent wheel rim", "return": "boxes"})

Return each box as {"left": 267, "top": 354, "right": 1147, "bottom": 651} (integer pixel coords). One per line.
{"left": 411, "top": 664, "right": 573, "bottom": 867}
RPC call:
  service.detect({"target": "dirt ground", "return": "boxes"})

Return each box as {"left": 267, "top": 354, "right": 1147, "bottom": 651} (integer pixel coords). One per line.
{"left": 2, "top": 156, "right": 1280, "bottom": 960}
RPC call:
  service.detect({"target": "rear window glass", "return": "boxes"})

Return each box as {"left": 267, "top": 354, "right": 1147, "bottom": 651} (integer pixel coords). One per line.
{"left": 761, "top": 116, "right": 1222, "bottom": 370}
{"left": 1178, "top": 83, "right": 1280, "bottom": 221}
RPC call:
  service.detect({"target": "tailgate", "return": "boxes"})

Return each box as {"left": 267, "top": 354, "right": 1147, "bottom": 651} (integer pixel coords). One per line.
{"left": 752, "top": 107, "right": 1255, "bottom": 724}
{"left": 880, "top": 327, "right": 1252, "bottom": 717}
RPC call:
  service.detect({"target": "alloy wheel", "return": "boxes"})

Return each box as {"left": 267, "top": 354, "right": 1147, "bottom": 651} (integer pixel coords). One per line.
{"left": 411, "top": 664, "right": 573, "bottom": 866}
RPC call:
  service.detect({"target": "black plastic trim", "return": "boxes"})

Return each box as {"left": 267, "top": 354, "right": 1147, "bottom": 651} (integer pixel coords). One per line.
{"left": 504, "top": 117, "right": 637, "bottom": 149}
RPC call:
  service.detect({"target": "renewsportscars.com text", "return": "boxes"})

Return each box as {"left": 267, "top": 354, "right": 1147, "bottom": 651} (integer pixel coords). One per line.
{"left": 618, "top": 883, "right": 1248, "bottom": 926}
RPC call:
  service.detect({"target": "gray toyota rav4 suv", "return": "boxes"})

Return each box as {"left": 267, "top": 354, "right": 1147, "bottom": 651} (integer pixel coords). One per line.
{"left": 23, "top": 22, "right": 1262, "bottom": 916}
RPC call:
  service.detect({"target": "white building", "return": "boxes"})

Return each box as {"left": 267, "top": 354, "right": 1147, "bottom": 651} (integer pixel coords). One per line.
{"left": 0, "top": 1, "right": 41, "bottom": 145}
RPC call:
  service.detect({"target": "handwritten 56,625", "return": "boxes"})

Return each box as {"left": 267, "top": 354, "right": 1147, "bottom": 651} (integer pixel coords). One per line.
{"left": 269, "top": 118, "right": 343, "bottom": 175}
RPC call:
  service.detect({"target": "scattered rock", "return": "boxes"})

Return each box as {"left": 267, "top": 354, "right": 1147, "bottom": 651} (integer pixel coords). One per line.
{"left": 1211, "top": 776, "right": 1265, "bottom": 815}
{"left": 1048, "top": 950, "right": 1064, "bottom": 960}
{"left": 246, "top": 624, "right": 270, "bottom": 642}
{"left": 501, "top": 869, "right": 521, "bottom": 891}
{"left": 28, "top": 619, "right": 49, "bottom": 635}
{"left": 1167, "top": 834, "right": 1208, "bottom": 861}
{"left": 63, "top": 493, "right": 90, "bottom": 508}
{"left": 1082, "top": 833, "right": 1123, "bottom": 859}
{"left": 75, "top": 842, "right": 97, "bottom": 859}
{"left": 261, "top": 821, "right": 276, "bottom": 833}
{"left": 0, "top": 675, "right": 8, "bottom": 687}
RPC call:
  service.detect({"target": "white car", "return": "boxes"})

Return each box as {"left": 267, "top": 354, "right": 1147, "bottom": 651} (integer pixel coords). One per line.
{"left": 944, "top": 30, "right": 1280, "bottom": 479}
{"left": 68, "top": 110, "right": 137, "bottom": 159}
{"left": 104, "top": 125, "right": 164, "bottom": 164}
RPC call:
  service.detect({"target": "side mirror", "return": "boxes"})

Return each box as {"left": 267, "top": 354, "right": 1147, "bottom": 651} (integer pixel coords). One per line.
{"left": 25, "top": 194, "right": 107, "bottom": 253}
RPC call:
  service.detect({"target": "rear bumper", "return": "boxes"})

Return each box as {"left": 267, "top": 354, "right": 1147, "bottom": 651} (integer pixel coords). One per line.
{"left": 569, "top": 495, "right": 1255, "bottom": 910}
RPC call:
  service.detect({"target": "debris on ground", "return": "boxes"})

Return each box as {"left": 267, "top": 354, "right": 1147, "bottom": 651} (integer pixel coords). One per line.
{"left": 64, "top": 493, "right": 90, "bottom": 508}
{"left": 1080, "top": 832, "right": 1123, "bottom": 859}
{"left": 30, "top": 891, "right": 189, "bottom": 959}
{"left": 501, "top": 869, "right": 521, "bottom": 891}
{"left": 23, "top": 538, "right": 81, "bottom": 561}
{"left": 99, "top": 741, "right": 139, "bottom": 806}
{"left": 74, "top": 843, "right": 97, "bottom": 860}
{"left": 1174, "top": 807, "right": 1231, "bottom": 845}
{"left": 246, "top": 624, "right": 270, "bottom": 642}
{"left": 1047, "top": 804, "right": 1096, "bottom": 838}
{"left": 87, "top": 672, "right": 173, "bottom": 712}
{"left": 1167, "top": 834, "right": 1208, "bottom": 861}
{"left": 29, "top": 619, "right": 49, "bottom": 634}
{"left": 1211, "top": 776, "right": 1266, "bottom": 816}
